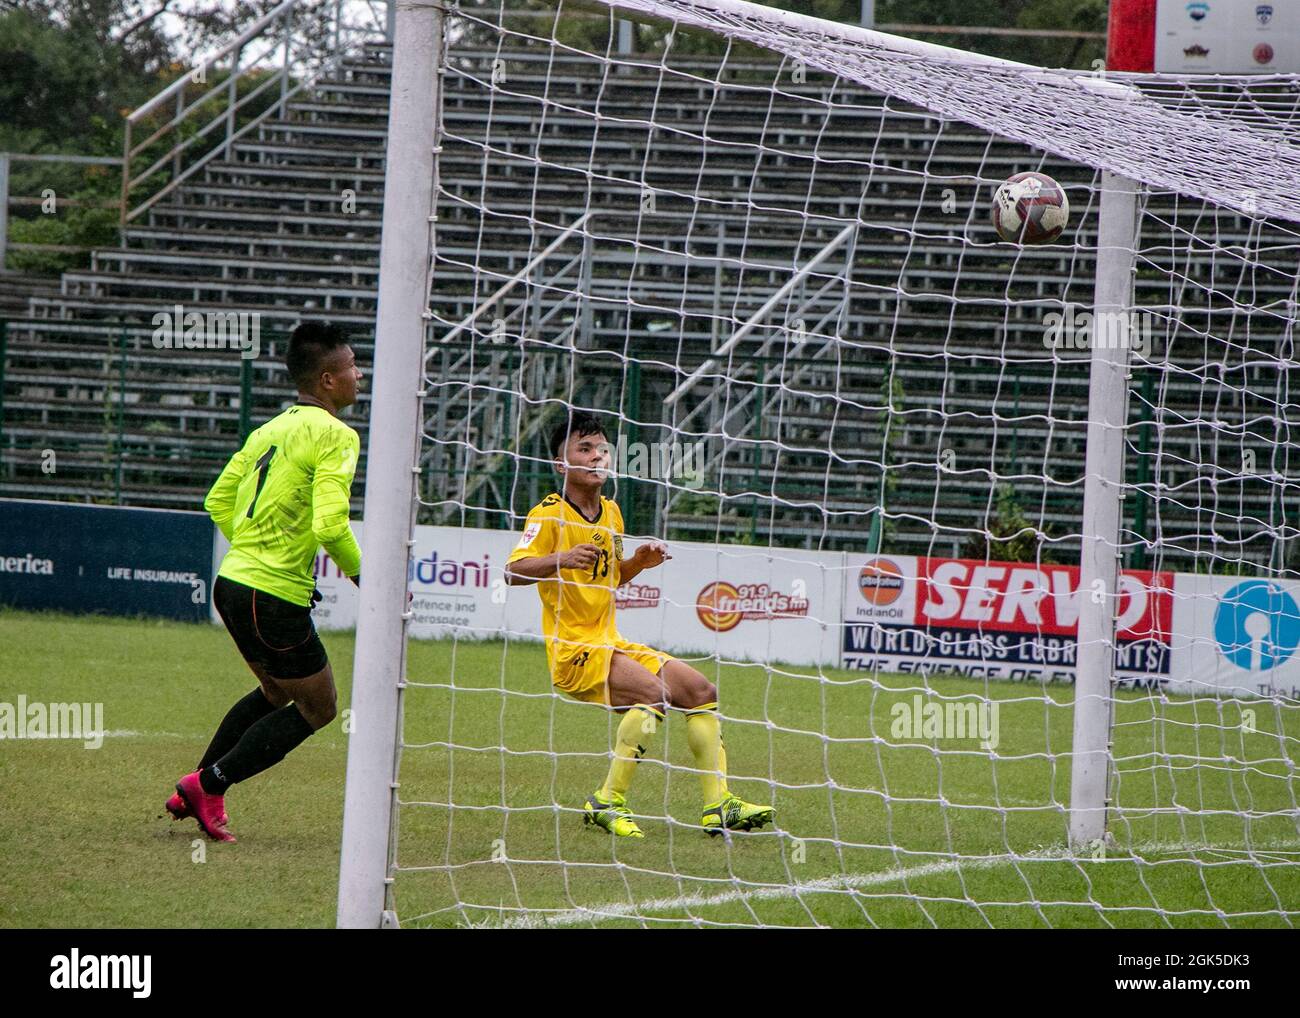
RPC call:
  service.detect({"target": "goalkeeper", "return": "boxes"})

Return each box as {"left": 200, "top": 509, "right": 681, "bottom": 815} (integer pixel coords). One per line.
{"left": 164, "top": 321, "right": 363, "bottom": 842}
{"left": 506, "top": 411, "right": 774, "bottom": 838}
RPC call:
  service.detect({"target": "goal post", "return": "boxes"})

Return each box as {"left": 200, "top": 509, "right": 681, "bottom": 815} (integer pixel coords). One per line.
{"left": 1069, "top": 170, "right": 1140, "bottom": 851}
{"left": 336, "top": 0, "right": 444, "bottom": 930}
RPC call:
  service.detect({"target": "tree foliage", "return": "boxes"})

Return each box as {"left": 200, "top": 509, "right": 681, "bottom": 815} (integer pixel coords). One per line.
{"left": 0, "top": 0, "right": 343, "bottom": 155}
{"left": 0, "top": 0, "right": 337, "bottom": 271}
{"left": 962, "top": 483, "right": 1057, "bottom": 564}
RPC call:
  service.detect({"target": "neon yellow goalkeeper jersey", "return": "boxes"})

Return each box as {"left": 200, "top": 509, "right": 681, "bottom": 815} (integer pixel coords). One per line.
{"left": 205, "top": 403, "right": 362, "bottom": 606}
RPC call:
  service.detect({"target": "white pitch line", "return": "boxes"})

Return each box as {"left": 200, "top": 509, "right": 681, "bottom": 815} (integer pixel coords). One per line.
{"left": 1131, "top": 836, "right": 1300, "bottom": 854}
{"left": 501, "top": 838, "right": 1300, "bottom": 928}
{"left": 501, "top": 851, "right": 1051, "bottom": 928}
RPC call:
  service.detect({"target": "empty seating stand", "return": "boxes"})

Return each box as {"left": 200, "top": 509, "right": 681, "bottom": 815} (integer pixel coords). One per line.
{"left": 0, "top": 39, "right": 1292, "bottom": 566}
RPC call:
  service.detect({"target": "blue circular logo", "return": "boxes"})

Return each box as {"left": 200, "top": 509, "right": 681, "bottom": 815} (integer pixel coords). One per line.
{"left": 1214, "top": 581, "right": 1300, "bottom": 672}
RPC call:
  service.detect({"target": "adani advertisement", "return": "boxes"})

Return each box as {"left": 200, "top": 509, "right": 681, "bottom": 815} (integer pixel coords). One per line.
{"left": 302, "top": 522, "right": 531, "bottom": 641}
{"left": 305, "top": 525, "right": 841, "bottom": 666}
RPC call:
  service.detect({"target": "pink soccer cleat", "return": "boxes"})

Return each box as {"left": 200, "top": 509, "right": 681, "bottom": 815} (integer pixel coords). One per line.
{"left": 164, "top": 791, "right": 229, "bottom": 828}
{"left": 174, "top": 772, "right": 236, "bottom": 842}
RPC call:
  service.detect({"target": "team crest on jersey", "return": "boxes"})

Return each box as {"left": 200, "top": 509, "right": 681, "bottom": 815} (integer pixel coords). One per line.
{"left": 517, "top": 522, "right": 541, "bottom": 548}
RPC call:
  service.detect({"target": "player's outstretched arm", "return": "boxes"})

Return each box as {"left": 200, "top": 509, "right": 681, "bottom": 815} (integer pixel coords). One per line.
{"left": 506, "top": 545, "right": 599, "bottom": 585}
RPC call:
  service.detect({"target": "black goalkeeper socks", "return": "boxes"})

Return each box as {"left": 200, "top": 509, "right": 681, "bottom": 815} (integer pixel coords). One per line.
{"left": 200, "top": 704, "right": 316, "bottom": 793}
{"left": 197, "top": 687, "right": 278, "bottom": 771}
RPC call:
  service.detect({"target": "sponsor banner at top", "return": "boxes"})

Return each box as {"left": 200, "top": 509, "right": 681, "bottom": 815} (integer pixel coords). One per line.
{"left": 1154, "top": 0, "right": 1298, "bottom": 73}
{"left": 214, "top": 517, "right": 1300, "bottom": 698}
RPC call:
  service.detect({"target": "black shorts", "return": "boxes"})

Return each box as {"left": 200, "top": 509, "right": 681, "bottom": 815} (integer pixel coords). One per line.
{"left": 213, "top": 576, "right": 328, "bottom": 680}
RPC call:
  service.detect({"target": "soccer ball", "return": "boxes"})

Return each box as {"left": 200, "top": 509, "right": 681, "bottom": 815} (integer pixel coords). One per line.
{"left": 991, "top": 171, "right": 1069, "bottom": 245}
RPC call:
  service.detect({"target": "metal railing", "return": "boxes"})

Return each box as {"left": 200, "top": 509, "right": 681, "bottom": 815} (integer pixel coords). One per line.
{"left": 119, "top": 0, "right": 392, "bottom": 228}
{"left": 0, "top": 315, "right": 299, "bottom": 506}
{"left": 424, "top": 212, "right": 598, "bottom": 522}
{"left": 0, "top": 154, "right": 125, "bottom": 270}
{"left": 664, "top": 222, "right": 859, "bottom": 407}
{"left": 1, "top": 1, "right": 391, "bottom": 275}
{"left": 659, "top": 221, "right": 862, "bottom": 528}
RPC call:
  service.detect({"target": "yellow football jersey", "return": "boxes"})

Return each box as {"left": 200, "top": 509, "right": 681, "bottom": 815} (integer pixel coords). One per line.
{"left": 507, "top": 492, "right": 626, "bottom": 676}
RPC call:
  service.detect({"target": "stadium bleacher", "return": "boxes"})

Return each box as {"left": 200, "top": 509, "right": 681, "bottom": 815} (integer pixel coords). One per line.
{"left": 1, "top": 38, "right": 1294, "bottom": 565}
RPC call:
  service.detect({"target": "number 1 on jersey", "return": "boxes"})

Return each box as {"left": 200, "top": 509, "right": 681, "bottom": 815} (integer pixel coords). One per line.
{"left": 246, "top": 445, "right": 278, "bottom": 518}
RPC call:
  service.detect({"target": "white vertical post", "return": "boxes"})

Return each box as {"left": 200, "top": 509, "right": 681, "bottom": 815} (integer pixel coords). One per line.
{"left": 618, "top": 19, "right": 634, "bottom": 53}
{"left": 860, "top": 0, "right": 875, "bottom": 28}
{"left": 336, "top": 0, "right": 442, "bottom": 929}
{"left": 225, "top": 45, "right": 241, "bottom": 160}
{"left": 281, "top": 8, "right": 292, "bottom": 109}
{"left": 1069, "top": 170, "right": 1139, "bottom": 851}
{"left": 0, "top": 154, "right": 9, "bottom": 272}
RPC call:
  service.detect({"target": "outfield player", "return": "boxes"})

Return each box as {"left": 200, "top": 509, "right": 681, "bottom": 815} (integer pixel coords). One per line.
{"left": 505, "top": 411, "right": 774, "bottom": 838}
{"left": 165, "top": 321, "right": 363, "bottom": 842}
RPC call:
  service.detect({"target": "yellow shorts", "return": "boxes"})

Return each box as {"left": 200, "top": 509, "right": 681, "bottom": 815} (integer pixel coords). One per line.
{"left": 551, "top": 636, "right": 670, "bottom": 705}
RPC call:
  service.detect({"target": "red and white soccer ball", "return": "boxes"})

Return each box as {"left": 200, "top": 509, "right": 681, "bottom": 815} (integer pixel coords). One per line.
{"left": 991, "top": 171, "right": 1069, "bottom": 245}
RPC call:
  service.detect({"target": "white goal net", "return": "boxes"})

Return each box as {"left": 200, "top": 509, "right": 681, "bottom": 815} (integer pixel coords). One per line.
{"left": 339, "top": 0, "right": 1300, "bottom": 928}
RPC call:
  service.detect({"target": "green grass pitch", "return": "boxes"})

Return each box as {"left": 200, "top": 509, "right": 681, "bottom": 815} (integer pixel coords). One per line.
{"left": 2, "top": 609, "right": 1297, "bottom": 928}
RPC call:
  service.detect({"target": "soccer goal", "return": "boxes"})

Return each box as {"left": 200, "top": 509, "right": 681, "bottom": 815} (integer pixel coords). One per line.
{"left": 338, "top": 0, "right": 1300, "bottom": 928}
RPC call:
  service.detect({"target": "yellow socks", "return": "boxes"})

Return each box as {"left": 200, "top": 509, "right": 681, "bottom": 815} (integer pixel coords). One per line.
{"left": 685, "top": 702, "right": 729, "bottom": 804}
{"left": 598, "top": 705, "right": 663, "bottom": 801}
{"left": 597, "top": 702, "right": 731, "bottom": 806}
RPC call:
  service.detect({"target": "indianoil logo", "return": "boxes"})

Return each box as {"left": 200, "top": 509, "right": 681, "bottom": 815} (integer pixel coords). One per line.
{"left": 695, "top": 581, "right": 810, "bottom": 632}
{"left": 859, "top": 558, "right": 904, "bottom": 606}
